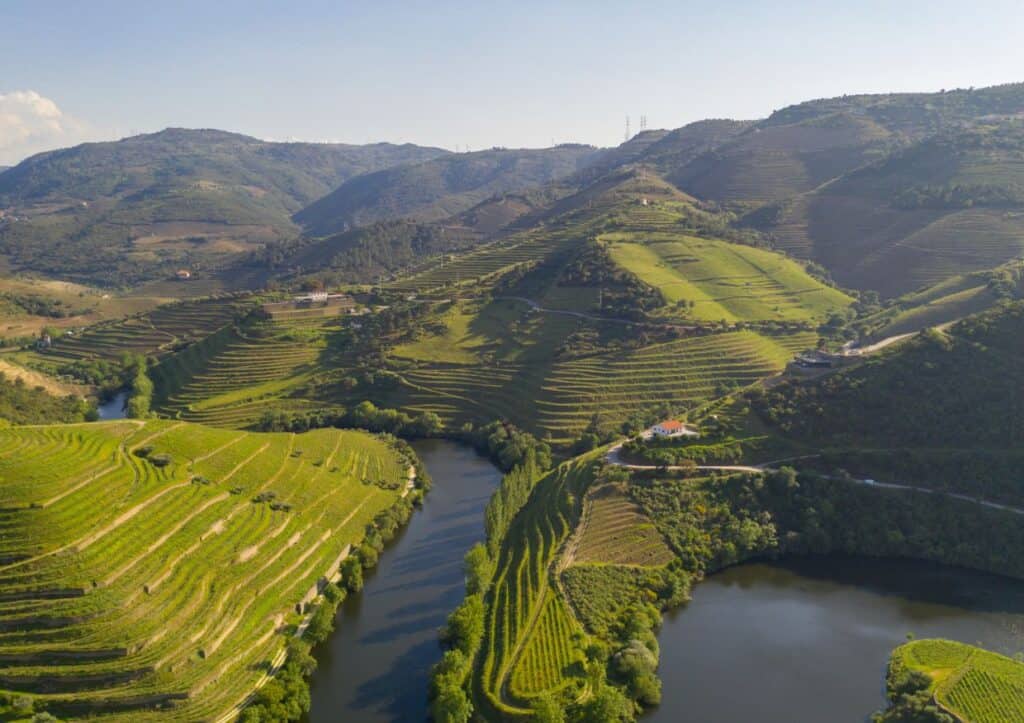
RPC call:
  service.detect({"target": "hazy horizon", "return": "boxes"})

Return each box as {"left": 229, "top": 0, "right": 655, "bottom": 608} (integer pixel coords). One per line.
{"left": 3, "top": 0, "right": 1023, "bottom": 165}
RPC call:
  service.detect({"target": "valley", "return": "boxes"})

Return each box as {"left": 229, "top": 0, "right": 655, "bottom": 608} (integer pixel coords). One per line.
{"left": 3, "top": 77, "right": 1024, "bottom": 723}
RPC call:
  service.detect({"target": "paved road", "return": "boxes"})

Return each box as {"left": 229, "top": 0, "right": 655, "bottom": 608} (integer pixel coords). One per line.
{"left": 605, "top": 442, "right": 1024, "bottom": 516}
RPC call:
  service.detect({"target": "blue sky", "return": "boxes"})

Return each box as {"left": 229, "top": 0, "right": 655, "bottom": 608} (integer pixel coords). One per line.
{"left": 2, "top": 0, "right": 1023, "bottom": 163}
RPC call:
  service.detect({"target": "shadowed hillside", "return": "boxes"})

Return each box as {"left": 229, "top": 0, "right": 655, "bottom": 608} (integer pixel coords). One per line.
{"left": 0, "top": 129, "right": 447, "bottom": 285}
{"left": 293, "top": 145, "right": 601, "bottom": 235}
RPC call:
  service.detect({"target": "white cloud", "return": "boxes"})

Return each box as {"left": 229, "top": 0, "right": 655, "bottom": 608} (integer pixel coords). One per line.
{"left": 0, "top": 90, "right": 94, "bottom": 166}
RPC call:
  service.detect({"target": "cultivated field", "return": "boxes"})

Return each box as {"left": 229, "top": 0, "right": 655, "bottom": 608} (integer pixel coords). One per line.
{"left": 890, "top": 639, "right": 1024, "bottom": 722}
{"left": 152, "top": 315, "right": 334, "bottom": 428}
{"left": 34, "top": 297, "right": 250, "bottom": 363}
{"left": 606, "top": 235, "right": 850, "bottom": 323}
{"left": 0, "top": 420, "right": 410, "bottom": 721}
{"left": 475, "top": 460, "right": 593, "bottom": 715}
{"left": 570, "top": 485, "right": 674, "bottom": 567}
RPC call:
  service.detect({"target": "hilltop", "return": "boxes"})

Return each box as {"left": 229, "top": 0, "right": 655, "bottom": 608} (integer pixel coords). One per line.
{"left": 293, "top": 145, "right": 601, "bottom": 236}
{"left": 0, "top": 419, "right": 417, "bottom": 721}
{"left": 0, "top": 129, "right": 447, "bottom": 286}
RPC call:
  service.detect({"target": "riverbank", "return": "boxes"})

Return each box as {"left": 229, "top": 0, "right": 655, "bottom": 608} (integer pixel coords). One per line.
{"left": 306, "top": 439, "right": 501, "bottom": 722}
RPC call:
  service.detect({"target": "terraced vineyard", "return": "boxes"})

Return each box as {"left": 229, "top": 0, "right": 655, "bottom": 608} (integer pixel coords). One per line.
{"left": 37, "top": 297, "right": 250, "bottom": 362}
{"left": 0, "top": 420, "right": 411, "bottom": 721}
{"left": 606, "top": 234, "right": 851, "bottom": 323}
{"left": 390, "top": 327, "right": 815, "bottom": 443}
{"left": 570, "top": 485, "right": 674, "bottom": 567}
{"left": 476, "top": 459, "right": 595, "bottom": 716}
{"left": 889, "top": 639, "right": 1024, "bottom": 722}
{"left": 152, "top": 316, "right": 337, "bottom": 429}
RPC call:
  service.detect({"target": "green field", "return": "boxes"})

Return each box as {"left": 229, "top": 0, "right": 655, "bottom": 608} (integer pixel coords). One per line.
{"left": 152, "top": 315, "right": 336, "bottom": 428}
{"left": 888, "top": 639, "right": 1024, "bottom": 722}
{"left": 475, "top": 459, "right": 594, "bottom": 715}
{"left": 33, "top": 297, "right": 250, "bottom": 363}
{"left": 0, "top": 420, "right": 411, "bottom": 721}
{"left": 606, "top": 235, "right": 851, "bottom": 322}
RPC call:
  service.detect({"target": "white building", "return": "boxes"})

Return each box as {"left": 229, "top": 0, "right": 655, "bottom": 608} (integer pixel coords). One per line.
{"left": 651, "top": 420, "right": 699, "bottom": 438}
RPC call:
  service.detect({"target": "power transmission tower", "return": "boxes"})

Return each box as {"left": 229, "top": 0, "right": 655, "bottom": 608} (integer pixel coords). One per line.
{"left": 625, "top": 115, "right": 631, "bottom": 142}
{"left": 640, "top": 115, "right": 648, "bottom": 131}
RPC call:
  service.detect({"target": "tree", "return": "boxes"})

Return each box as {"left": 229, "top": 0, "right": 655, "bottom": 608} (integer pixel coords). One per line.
{"left": 430, "top": 683, "right": 472, "bottom": 723}
{"left": 531, "top": 693, "right": 565, "bottom": 723}
{"left": 578, "top": 685, "right": 635, "bottom": 722}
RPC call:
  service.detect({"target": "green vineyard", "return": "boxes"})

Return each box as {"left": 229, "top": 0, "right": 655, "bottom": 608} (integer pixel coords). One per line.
{"left": 0, "top": 420, "right": 410, "bottom": 721}
{"left": 890, "top": 639, "right": 1024, "bottom": 722}
{"left": 389, "top": 324, "right": 815, "bottom": 443}
{"left": 475, "top": 459, "right": 595, "bottom": 715}
{"left": 37, "top": 297, "right": 250, "bottom": 362}
{"left": 571, "top": 485, "right": 674, "bottom": 567}
{"left": 152, "top": 316, "right": 335, "bottom": 428}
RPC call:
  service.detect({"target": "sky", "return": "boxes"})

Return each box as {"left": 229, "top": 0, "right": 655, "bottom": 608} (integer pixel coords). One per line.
{"left": 2, "top": 0, "right": 1023, "bottom": 165}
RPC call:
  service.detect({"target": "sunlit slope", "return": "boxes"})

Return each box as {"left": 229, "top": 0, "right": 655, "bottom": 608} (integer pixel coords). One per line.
{"left": 606, "top": 235, "right": 850, "bottom": 322}
{"left": 889, "top": 639, "right": 1024, "bottom": 722}
{"left": 0, "top": 420, "right": 410, "bottom": 721}
{"left": 381, "top": 299, "right": 814, "bottom": 443}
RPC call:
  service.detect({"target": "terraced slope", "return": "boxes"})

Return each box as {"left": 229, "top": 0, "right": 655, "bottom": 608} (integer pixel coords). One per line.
{"left": 888, "top": 639, "right": 1024, "bottom": 722}
{"left": 387, "top": 317, "right": 814, "bottom": 443}
{"left": 760, "top": 123, "right": 1024, "bottom": 297}
{"left": 476, "top": 459, "right": 594, "bottom": 716}
{"left": 37, "top": 297, "right": 249, "bottom": 362}
{"left": 606, "top": 234, "right": 850, "bottom": 322}
{"left": 0, "top": 420, "right": 411, "bottom": 721}
{"left": 152, "top": 316, "right": 336, "bottom": 429}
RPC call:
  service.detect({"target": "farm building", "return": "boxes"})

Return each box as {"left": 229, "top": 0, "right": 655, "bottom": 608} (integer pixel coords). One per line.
{"left": 651, "top": 419, "right": 698, "bottom": 438}
{"left": 175, "top": 269, "right": 192, "bottom": 280}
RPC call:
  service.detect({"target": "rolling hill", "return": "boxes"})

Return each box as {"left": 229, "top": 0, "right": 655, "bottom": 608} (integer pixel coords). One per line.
{"left": 757, "top": 122, "right": 1024, "bottom": 297}
{"left": 0, "top": 129, "right": 447, "bottom": 285}
{"left": 0, "top": 419, "right": 415, "bottom": 721}
{"left": 293, "top": 144, "right": 601, "bottom": 235}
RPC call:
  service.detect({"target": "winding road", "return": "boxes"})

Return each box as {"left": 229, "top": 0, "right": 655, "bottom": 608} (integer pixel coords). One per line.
{"left": 605, "top": 442, "right": 1024, "bottom": 517}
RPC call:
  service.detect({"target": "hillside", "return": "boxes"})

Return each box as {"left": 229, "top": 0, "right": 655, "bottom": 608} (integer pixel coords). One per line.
{"left": 652, "top": 84, "right": 1024, "bottom": 210}
{"left": 0, "top": 129, "right": 447, "bottom": 285}
{"left": 0, "top": 420, "right": 414, "bottom": 721}
{"left": 879, "top": 639, "right": 1024, "bottom": 722}
{"left": 757, "top": 122, "right": 1024, "bottom": 297}
{"left": 293, "top": 145, "right": 601, "bottom": 235}
{"left": 728, "top": 301, "right": 1024, "bottom": 504}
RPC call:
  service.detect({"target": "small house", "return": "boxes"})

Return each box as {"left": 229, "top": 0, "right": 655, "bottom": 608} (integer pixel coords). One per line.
{"left": 651, "top": 420, "right": 697, "bottom": 438}
{"left": 175, "top": 269, "right": 192, "bottom": 280}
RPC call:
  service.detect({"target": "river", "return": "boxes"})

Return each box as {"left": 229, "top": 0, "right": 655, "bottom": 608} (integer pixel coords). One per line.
{"left": 304, "top": 441, "right": 1024, "bottom": 722}
{"left": 97, "top": 390, "right": 128, "bottom": 420}
{"left": 306, "top": 439, "right": 500, "bottom": 722}
{"left": 649, "top": 556, "right": 1024, "bottom": 722}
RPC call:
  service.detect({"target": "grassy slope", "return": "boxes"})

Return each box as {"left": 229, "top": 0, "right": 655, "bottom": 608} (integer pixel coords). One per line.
{"left": 890, "top": 639, "right": 1024, "bottom": 722}
{"left": 606, "top": 234, "right": 850, "bottom": 322}
{"left": 0, "top": 420, "right": 409, "bottom": 721}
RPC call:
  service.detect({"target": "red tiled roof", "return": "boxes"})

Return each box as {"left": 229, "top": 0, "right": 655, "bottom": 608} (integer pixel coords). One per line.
{"left": 657, "top": 420, "right": 685, "bottom": 431}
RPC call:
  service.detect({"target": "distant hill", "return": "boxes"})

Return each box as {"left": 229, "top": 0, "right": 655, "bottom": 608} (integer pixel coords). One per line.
{"left": 660, "top": 83, "right": 1024, "bottom": 208}
{"left": 756, "top": 121, "right": 1024, "bottom": 296}
{"left": 294, "top": 145, "right": 601, "bottom": 235}
{"left": 0, "top": 128, "right": 447, "bottom": 285}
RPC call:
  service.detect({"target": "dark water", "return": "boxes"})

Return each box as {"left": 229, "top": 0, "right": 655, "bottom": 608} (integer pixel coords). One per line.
{"left": 307, "top": 439, "right": 500, "bottom": 722}
{"left": 648, "top": 557, "right": 1024, "bottom": 723}
{"left": 97, "top": 390, "right": 128, "bottom": 419}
